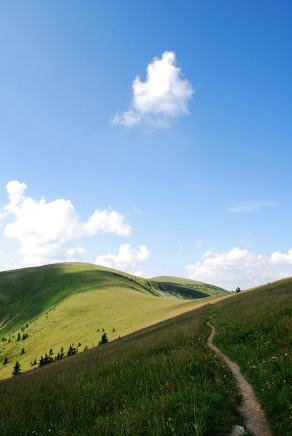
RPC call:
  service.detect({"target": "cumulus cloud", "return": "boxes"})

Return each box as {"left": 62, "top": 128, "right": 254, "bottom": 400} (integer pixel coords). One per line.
{"left": 187, "top": 247, "right": 292, "bottom": 290}
{"left": 270, "top": 249, "right": 292, "bottom": 265}
{"left": 227, "top": 201, "right": 275, "bottom": 213}
{"left": 95, "top": 243, "right": 150, "bottom": 272}
{"left": 0, "top": 180, "right": 132, "bottom": 267}
{"left": 113, "top": 51, "right": 193, "bottom": 128}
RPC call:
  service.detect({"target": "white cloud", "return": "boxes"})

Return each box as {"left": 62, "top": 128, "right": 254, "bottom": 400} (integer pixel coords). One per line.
{"left": 270, "top": 249, "right": 292, "bottom": 265}
{"left": 187, "top": 247, "right": 292, "bottom": 290}
{"left": 1, "top": 180, "right": 132, "bottom": 267}
{"left": 66, "top": 246, "right": 85, "bottom": 257}
{"left": 227, "top": 201, "right": 274, "bottom": 213}
{"left": 113, "top": 51, "right": 193, "bottom": 128}
{"left": 95, "top": 243, "right": 150, "bottom": 272}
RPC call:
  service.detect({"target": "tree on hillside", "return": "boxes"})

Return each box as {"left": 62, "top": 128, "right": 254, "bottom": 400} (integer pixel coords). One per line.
{"left": 66, "top": 344, "right": 78, "bottom": 357}
{"left": 236, "top": 287, "right": 241, "bottom": 293}
{"left": 56, "top": 347, "right": 65, "bottom": 360}
{"left": 12, "top": 361, "right": 21, "bottom": 376}
{"left": 39, "top": 353, "right": 53, "bottom": 367}
{"left": 20, "top": 347, "right": 25, "bottom": 355}
{"left": 17, "top": 333, "right": 21, "bottom": 341}
{"left": 99, "top": 332, "right": 109, "bottom": 345}
{"left": 3, "top": 357, "right": 8, "bottom": 365}
{"left": 31, "top": 358, "right": 37, "bottom": 367}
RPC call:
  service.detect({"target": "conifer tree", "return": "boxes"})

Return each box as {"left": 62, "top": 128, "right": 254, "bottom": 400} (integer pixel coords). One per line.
{"left": 20, "top": 347, "right": 25, "bottom": 355}
{"left": 99, "top": 332, "right": 109, "bottom": 345}
{"left": 66, "top": 344, "right": 78, "bottom": 357}
{"left": 56, "top": 347, "right": 65, "bottom": 360}
{"left": 12, "top": 360, "right": 21, "bottom": 376}
{"left": 3, "top": 357, "right": 8, "bottom": 365}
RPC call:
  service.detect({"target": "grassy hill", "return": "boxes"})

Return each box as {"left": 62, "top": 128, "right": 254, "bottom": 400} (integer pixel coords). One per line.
{"left": 0, "top": 262, "right": 226, "bottom": 380}
{"left": 152, "top": 275, "right": 227, "bottom": 296}
{"left": 0, "top": 276, "right": 290, "bottom": 434}
{"left": 210, "top": 277, "right": 292, "bottom": 436}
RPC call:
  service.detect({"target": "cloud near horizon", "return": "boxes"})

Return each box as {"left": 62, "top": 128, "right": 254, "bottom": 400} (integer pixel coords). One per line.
{"left": 95, "top": 243, "right": 150, "bottom": 274}
{"left": 187, "top": 247, "right": 292, "bottom": 290}
{"left": 113, "top": 51, "right": 194, "bottom": 128}
{"left": 0, "top": 180, "right": 132, "bottom": 267}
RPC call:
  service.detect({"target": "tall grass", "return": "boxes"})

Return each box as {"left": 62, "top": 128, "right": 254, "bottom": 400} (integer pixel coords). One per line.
{"left": 0, "top": 307, "right": 240, "bottom": 436}
{"left": 210, "top": 279, "right": 292, "bottom": 435}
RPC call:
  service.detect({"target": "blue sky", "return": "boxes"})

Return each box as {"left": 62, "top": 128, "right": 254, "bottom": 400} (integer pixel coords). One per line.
{"left": 0, "top": 1, "right": 291, "bottom": 289}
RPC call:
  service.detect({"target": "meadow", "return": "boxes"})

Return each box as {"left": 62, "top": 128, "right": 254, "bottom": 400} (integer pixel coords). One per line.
{"left": 0, "top": 267, "right": 290, "bottom": 435}
{"left": 0, "top": 263, "right": 226, "bottom": 380}
{"left": 0, "top": 305, "right": 240, "bottom": 436}
{"left": 210, "top": 278, "right": 292, "bottom": 435}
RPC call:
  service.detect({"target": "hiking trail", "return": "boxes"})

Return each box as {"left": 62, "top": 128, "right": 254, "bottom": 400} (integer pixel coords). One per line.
{"left": 207, "top": 322, "right": 272, "bottom": 436}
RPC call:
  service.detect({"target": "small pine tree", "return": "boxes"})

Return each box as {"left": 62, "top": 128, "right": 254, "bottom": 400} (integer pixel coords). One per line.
{"left": 12, "top": 360, "right": 21, "bottom": 376}
{"left": 20, "top": 347, "right": 25, "bottom": 355}
{"left": 236, "top": 286, "right": 241, "bottom": 293}
{"left": 55, "top": 347, "right": 65, "bottom": 360}
{"left": 31, "top": 358, "right": 37, "bottom": 367}
{"left": 17, "top": 332, "right": 21, "bottom": 341}
{"left": 3, "top": 357, "right": 8, "bottom": 365}
{"left": 49, "top": 348, "right": 54, "bottom": 357}
{"left": 99, "top": 332, "right": 109, "bottom": 345}
{"left": 66, "top": 344, "right": 78, "bottom": 357}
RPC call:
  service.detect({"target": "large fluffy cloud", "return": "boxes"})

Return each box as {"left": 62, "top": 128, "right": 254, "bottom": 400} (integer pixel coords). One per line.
{"left": 1, "top": 180, "right": 132, "bottom": 266}
{"left": 187, "top": 247, "right": 292, "bottom": 290}
{"left": 95, "top": 243, "right": 150, "bottom": 272}
{"left": 113, "top": 51, "right": 193, "bottom": 128}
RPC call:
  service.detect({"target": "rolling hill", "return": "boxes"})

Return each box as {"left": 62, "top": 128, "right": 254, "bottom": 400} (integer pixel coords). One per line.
{"left": 0, "top": 262, "right": 227, "bottom": 379}
{"left": 152, "top": 275, "right": 227, "bottom": 296}
{"left": 0, "top": 275, "right": 290, "bottom": 435}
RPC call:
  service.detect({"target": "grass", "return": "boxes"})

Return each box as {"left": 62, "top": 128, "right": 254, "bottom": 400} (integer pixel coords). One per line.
{"left": 0, "top": 305, "right": 240, "bottom": 436}
{"left": 0, "top": 263, "right": 227, "bottom": 380}
{"left": 0, "top": 263, "right": 226, "bottom": 336}
{"left": 1, "top": 266, "right": 290, "bottom": 434}
{"left": 210, "top": 278, "right": 292, "bottom": 435}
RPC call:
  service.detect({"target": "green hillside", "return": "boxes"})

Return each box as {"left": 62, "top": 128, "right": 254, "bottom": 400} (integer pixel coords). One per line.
{"left": 0, "top": 276, "right": 290, "bottom": 435}
{"left": 0, "top": 263, "right": 226, "bottom": 379}
{"left": 152, "top": 275, "right": 227, "bottom": 296}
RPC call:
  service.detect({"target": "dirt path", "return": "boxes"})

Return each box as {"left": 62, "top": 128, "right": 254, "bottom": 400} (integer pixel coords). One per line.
{"left": 207, "top": 322, "right": 272, "bottom": 436}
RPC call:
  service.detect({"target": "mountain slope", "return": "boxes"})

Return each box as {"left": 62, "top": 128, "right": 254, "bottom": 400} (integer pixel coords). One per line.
{"left": 0, "top": 262, "right": 226, "bottom": 379}
{"left": 0, "top": 276, "right": 290, "bottom": 435}
{"left": 152, "top": 275, "right": 227, "bottom": 296}
{"left": 0, "top": 263, "right": 226, "bottom": 335}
